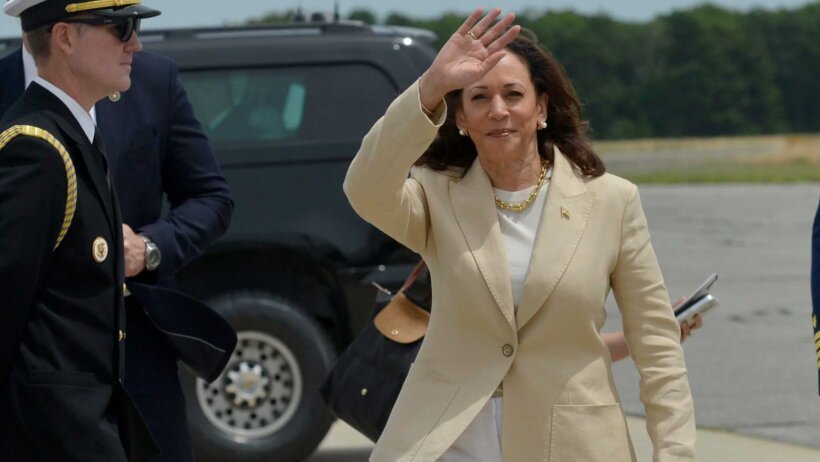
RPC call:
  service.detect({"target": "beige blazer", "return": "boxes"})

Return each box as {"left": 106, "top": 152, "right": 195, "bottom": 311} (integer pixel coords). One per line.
{"left": 344, "top": 81, "right": 697, "bottom": 462}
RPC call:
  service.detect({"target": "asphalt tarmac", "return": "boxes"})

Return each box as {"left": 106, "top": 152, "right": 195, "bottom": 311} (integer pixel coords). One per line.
{"left": 606, "top": 183, "right": 820, "bottom": 448}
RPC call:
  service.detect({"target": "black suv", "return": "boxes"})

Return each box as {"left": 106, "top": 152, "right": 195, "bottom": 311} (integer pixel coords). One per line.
{"left": 141, "top": 22, "right": 435, "bottom": 462}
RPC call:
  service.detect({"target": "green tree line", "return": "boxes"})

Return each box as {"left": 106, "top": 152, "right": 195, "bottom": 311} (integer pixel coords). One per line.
{"left": 256, "top": 3, "right": 820, "bottom": 139}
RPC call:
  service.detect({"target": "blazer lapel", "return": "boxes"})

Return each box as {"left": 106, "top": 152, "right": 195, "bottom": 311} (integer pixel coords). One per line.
{"left": 516, "top": 148, "right": 594, "bottom": 330}
{"left": 450, "top": 158, "right": 516, "bottom": 329}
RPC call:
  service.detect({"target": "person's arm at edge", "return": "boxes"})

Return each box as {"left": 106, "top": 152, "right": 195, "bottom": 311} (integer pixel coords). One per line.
{"left": 135, "top": 58, "right": 233, "bottom": 283}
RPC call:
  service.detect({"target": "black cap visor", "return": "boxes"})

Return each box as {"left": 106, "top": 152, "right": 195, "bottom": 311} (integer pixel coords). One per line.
{"left": 90, "top": 5, "right": 161, "bottom": 19}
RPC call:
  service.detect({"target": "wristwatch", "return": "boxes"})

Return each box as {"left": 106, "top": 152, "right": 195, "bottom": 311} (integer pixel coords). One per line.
{"left": 139, "top": 234, "right": 162, "bottom": 271}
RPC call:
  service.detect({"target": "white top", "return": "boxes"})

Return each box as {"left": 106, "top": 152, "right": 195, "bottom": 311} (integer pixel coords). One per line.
{"left": 493, "top": 168, "right": 553, "bottom": 309}
{"left": 22, "top": 47, "right": 97, "bottom": 138}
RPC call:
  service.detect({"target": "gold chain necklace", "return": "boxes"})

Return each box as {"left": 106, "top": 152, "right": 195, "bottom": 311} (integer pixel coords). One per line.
{"left": 494, "top": 161, "right": 549, "bottom": 212}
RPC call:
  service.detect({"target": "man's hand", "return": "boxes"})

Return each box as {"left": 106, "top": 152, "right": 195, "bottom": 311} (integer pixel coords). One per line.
{"left": 122, "top": 224, "right": 146, "bottom": 277}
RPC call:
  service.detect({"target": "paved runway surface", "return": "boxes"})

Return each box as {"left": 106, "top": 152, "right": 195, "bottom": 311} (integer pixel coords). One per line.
{"left": 606, "top": 184, "right": 820, "bottom": 448}
{"left": 308, "top": 183, "right": 820, "bottom": 460}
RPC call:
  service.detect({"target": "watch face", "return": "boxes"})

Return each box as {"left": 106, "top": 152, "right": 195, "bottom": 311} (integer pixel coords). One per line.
{"left": 145, "top": 244, "right": 161, "bottom": 270}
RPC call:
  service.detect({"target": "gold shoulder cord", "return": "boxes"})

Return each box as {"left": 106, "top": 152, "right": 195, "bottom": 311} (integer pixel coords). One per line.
{"left": 815, "top": 315, "right": 819, "bottom": 369}
{"left": 0, "top": 125, "right": 77, "bottom": 250}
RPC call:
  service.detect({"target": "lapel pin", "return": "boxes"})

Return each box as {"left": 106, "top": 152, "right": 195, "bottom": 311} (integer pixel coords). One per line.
{"left": 108, "top": 92, "right": 121, "bottom": 102}
{"left": 92, "top": 237, "right": 109, "bottom": 263}
{"left": 561, "top": 207, "right": 570, "bottom": 220}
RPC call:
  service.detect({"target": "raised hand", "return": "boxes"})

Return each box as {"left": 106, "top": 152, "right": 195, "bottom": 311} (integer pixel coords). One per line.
{"left": 419, "top": 8, "right": 520, "bottom": 112}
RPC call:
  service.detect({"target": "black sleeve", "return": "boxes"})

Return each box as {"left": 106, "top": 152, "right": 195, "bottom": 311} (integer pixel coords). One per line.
{"left": 0, "top": 136, "right": 66, "bottom": 379}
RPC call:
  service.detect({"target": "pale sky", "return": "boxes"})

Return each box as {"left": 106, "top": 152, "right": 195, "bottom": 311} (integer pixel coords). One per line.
{"left": 0, "top": 0, "right": 814, "bottom": 38}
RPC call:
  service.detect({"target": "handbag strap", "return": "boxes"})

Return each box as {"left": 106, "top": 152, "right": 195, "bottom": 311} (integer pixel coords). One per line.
{"left": 399, "top": 260, "right": 427, "bottom": 293}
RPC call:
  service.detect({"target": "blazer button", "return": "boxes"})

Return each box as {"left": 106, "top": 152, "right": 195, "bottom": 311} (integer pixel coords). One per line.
{"left": 502, "top": 344, "right": 514, "bottom": 357}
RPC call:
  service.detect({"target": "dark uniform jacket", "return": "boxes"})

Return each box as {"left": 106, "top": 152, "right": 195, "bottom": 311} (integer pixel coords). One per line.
{"left": 0, "top": 83, "right": 157, "bottom": 461}
{"left": 0, "top": 49, "right": 234, "bottom": 461}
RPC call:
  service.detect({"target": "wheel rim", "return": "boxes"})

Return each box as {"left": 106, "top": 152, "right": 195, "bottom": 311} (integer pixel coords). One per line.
{"left": 197, "top": 330, "right": 303, "bottom": 440}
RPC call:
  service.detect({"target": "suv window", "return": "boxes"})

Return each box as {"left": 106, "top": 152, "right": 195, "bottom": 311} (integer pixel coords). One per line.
{"left": 181, "top": 64, "right": 398, "bottom": 144}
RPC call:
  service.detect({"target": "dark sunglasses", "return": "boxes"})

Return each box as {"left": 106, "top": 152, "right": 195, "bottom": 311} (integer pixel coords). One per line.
{"left": 61, "top": 16, "right": 141, "bottom": 43}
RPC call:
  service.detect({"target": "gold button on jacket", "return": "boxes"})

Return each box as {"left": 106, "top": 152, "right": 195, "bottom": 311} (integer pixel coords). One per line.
{"left": 501, "top": 344, "right": 514, "bottom": 357}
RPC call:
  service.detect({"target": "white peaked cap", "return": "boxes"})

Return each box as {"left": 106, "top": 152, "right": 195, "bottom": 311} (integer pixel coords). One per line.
{"left": 4, "top": 0, "right": 48, "bottom": 17}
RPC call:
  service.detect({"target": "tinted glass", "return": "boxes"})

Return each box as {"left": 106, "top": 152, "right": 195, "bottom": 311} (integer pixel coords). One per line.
{"left": 180, "top": 64, "right": 397, "bottom": 144}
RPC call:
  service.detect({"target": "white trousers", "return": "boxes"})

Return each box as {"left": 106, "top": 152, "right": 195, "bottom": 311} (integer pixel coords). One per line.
{"left": 437, "top": 396, "right": 503, "bottom": 462}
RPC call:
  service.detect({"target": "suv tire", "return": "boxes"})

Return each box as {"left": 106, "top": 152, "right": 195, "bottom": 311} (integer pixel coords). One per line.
{"left": 182, "top": 292, "right": 336, "bottom": 462}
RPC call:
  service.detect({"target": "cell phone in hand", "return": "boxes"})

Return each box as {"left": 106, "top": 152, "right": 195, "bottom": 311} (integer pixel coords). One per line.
{"left": 683, "top": 273, "right": 718, "bottom": 305}
{"left": 673, "top": 273, "right": 719, "bottom": 322}
{"left": 675, "top": 293, "right": 719, "bottom": 322}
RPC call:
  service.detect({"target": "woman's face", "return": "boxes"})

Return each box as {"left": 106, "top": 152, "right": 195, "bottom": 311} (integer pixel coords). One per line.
{"left": 456, "top": 53, "right": 547, "bottom": 165}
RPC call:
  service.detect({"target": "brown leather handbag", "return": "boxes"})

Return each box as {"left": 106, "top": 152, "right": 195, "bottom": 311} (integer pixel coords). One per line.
{"left": 319, "top": 261, "right": 428, "bottom": 441}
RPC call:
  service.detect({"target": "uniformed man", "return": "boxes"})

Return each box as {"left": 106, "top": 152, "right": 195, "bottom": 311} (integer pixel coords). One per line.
{"left": 0, "top": 1, "right": 161, "bottom": 460}
{"left": 0, "top": 3, "right": 236, "bottom": 459}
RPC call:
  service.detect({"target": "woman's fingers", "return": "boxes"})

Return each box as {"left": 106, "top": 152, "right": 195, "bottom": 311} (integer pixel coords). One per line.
{"left": 481, "top": 27, "right": 519, "bottom": 73}
{"left": 486, "top": 24, "right": 521, "bottom": 55}
{"left": 480, "top": 51, "right": 507, "bottom": 75}
{"left": 680, "top": 320, "right": 691, "bottom": 342}
{"left": 467, "top": 8, "right": 501, "bottom": 39}
{"left": 481, "top": 12, "right": 516, "bottom": 46}
{"left": 679, "top": 313, "right": 705, "bottom": 343}
{"left": 456, "top": 8, "right": 485, "bottom": 37}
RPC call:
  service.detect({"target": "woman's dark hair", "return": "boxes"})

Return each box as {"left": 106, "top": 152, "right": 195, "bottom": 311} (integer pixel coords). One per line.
{"left": 415, "top": 32, "right": 605, "bottom": 178}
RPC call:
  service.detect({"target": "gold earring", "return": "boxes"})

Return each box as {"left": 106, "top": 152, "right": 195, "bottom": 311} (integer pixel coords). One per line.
{"left": 538, "top": 120, "right": 547, "bottom": 130}
{"left": 458, "top": 128, "right": 468, "bottom": 136}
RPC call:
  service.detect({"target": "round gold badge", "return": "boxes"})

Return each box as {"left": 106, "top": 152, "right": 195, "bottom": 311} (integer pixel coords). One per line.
{"left": 108, "top": 92, "right": 121, "bottom": 102}
{"left": 92, "top": 237, "right": 108, "bottom": 263}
